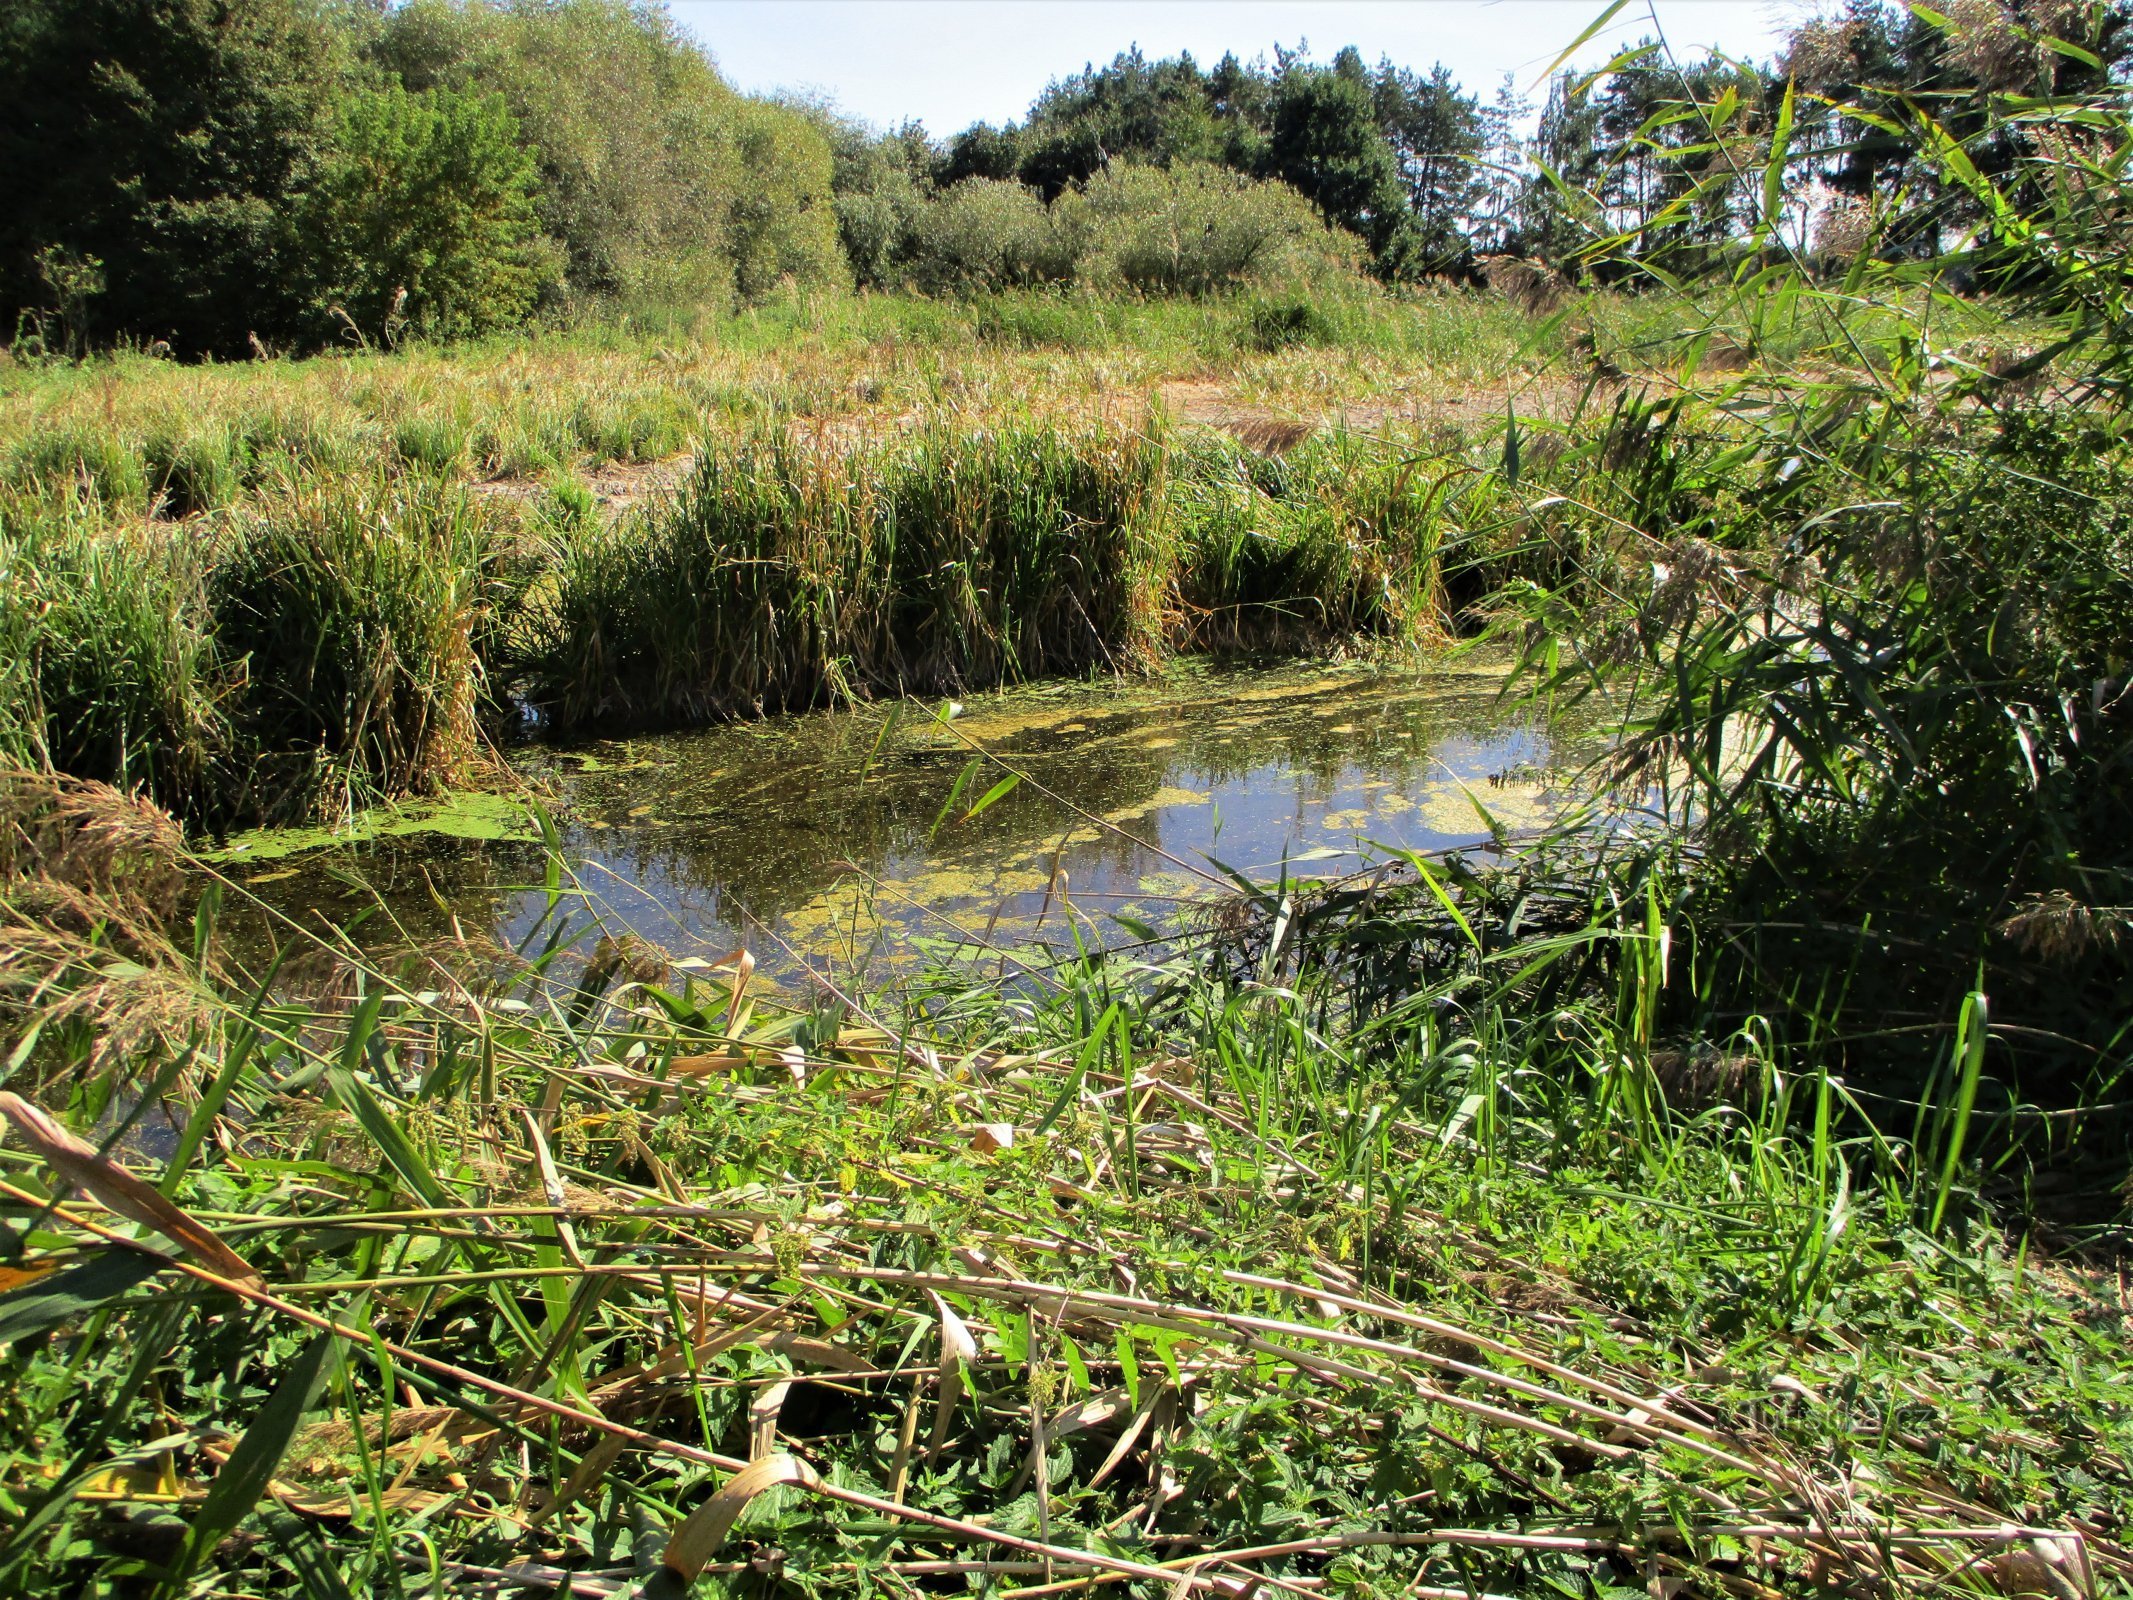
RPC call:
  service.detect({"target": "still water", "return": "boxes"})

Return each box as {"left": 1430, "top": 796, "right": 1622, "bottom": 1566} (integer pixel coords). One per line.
{"left": 222, "top": 656, "right": 1577, "bottom": 977}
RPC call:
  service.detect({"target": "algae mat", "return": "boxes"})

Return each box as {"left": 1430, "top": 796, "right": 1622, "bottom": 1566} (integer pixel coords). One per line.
{"left": 233, "top": 657, "right": 1583, "bottom": 974}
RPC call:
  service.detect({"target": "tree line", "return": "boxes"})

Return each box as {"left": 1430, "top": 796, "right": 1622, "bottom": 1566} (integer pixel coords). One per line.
{"left": 3, "top": 0, "right": 2126, "bottom": 357}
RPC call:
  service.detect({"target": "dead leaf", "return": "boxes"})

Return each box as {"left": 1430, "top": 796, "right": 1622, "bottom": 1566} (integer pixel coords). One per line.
{"left": 970, "top": 1123, "right": 1015, "bottom": 1154}
{"left": 665, "top": 1454, "right": 820, "bottom": 1580}
{"left": 749, "top": 1380, "right": 791, "bottom": 1460}
{"left": 925, "top": 1290, "right": 977, "bottom": 1464}
{"left": 0, "top": 1093, "right": 262, "bottom": 1291}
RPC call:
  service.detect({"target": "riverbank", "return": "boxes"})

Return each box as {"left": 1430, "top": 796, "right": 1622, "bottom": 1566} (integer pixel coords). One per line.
{"left": 0, "top": 766, "right": 2125, "bottom": 1599}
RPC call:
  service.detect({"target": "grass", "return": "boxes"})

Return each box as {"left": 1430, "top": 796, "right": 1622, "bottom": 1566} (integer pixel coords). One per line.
{"left": 3, "top": 44, "right": 2131, "bottom": 1600}
{"left": 0, "top": 402, "right": 1511, "bottom": 823}
{"left": 209, "top": 472, "right": 498, "bottom": 825}
{"left": 532, "top": 417, "right": 1171, "bottom": 730}
{"left": 0, "top": 282, "right": 1878, "bottom": 521}
{"left": 0, "top": 771, "right": 2124, "bottom": 1600}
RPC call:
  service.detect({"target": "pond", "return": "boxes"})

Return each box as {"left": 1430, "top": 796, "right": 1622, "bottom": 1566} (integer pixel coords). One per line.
{"left": 217, "top": 654, "right": 1581, "bottom": 980}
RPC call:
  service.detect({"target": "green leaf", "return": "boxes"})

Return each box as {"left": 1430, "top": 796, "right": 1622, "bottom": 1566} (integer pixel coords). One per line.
{"left": 172, "top": 1333, "right": 334, "bottom": 1586}
{"left": 1534, "top": 0, "right": 1633, "bottom": 85}
{"left": 0, "top": 1251, "right": 166, "bottom": 1345}
{"left": 959, "top": 770, "right": 1021, "bottom": 823}
{"left": 1113, "top": 1328, "right": 1141, "bottom": 1411}
{"left": 326, "top": 1066, "right": 451, "bottom": 1211}
{"left": 263, "top": 1510, "right": 360, "bottom": 1600}
{"left": 929, "top": 756, "right": 984, "bottom": 839}
{"left": 1761, "top": 78, "right": 1795, "bottom": 245}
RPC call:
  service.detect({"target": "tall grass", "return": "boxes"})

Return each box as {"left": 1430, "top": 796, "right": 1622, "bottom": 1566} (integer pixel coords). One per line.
{"left": 0, "top": 783, "right": 2122, "bottom": 1598}
{"left": 0, "top": 496, "right": 228, "bottom": 810}
{"left": 533, "top": 418, "right": 1172, "bottom": 728}
{"left": 210, "top": 474, "right": 495, "bottom": 823}
{"left": 1171, "top": 427, "right": 1448, "bottom": 650}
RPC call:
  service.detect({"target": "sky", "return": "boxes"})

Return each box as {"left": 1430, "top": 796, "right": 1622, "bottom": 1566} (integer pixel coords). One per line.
{"left": 667, "top": 1, "right": 1817, "bottom": 134}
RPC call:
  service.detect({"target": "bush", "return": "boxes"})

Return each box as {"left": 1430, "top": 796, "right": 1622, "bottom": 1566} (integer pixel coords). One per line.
{"left": 909, "top": 181, "right": 1080, "bottom": 294}
{"left": 210, "top": 474, "right": 494, "bottom": 820}
{"left": 300, "top": 83, "right": 557, "bottom": 342}
{"left": 1068, "top": 163, "right": 1364, "bottom": 294}
{"left": 728, "top": 102, "right": 848, "bottom": 301}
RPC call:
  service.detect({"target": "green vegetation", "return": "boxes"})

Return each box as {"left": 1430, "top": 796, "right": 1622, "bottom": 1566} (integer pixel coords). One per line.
{"left": 0, "top": 1, "right": 2130, "bottom": 1597}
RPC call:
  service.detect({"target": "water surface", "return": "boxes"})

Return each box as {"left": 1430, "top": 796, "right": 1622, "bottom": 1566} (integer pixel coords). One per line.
{"left": 226, "top": 657, "right": 1577, "bottom": 977}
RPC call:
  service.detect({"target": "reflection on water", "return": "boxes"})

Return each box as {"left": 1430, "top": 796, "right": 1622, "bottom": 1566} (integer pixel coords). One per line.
{"left": 230, "top": 656, "right": 1577, "bottom": 976}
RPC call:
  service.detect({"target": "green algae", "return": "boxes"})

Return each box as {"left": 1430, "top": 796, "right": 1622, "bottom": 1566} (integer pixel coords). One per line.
{"left": 209, "top": 790, "right": 541, "bottom": 866}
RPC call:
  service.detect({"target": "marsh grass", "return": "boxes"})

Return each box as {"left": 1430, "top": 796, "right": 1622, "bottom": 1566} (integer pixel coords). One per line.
{"left": 0, "top": 497, "right": 229, "bottom": 810}
{"left": 0, "top": 799, "right": 2122, "bottom": 1599}
{"left": 209, "top": 473, "right": 496, "bottom": 824}
{"left": 534, "top": 417, "right": 1173, "bottom": 729}
{"left": 1171, "top": 428, "right": 1450, "bottom": 650}
{"left": 0, "top": 284, "right": 1691, "bottom": 522}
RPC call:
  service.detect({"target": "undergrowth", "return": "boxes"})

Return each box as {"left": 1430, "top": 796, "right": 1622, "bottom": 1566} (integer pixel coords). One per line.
{"left": 0, "top": 777, "right": 2122, "bottom": 1600}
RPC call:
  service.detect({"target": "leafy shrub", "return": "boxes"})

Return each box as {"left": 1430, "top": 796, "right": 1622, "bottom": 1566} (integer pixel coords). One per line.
{"left": 908, "top": 180, "right": 1080, "bottom": 294}
{"left": 0, "top": 0, "right": 355, "bottom": 355}
{"left": 1068, "top": 163, "right": 1363, "bottom": 294}
{"left": 301, "top": 84, "right": 556, "bottom": 341}
{"left": 728, "top": 102, "right": 848, "bottom": 301}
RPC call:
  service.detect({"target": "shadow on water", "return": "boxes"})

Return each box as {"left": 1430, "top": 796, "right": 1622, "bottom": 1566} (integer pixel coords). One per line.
{"left": 220, "top": 654, "right": 1586, "bottom": 979}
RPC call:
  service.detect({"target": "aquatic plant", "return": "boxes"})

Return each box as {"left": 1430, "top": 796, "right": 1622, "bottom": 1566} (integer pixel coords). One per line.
{"left": 532, "top": 416, "right": 1173, "bottom": 729}
{"left": 0, "top": 810, "right": 2122, "bottom": 1598}
{"left": 209, "top": 472, "right": 495, "bottom": 824}
{"left": 0, "top": 498, "right": 229, "bottom": 812}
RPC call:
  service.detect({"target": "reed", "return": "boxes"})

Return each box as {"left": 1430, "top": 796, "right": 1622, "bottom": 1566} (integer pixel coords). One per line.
{"left": 531, "top": 416, "right": 1174, "bottom": 730}
{"left": 0, "top": 497, "right": 228, "bottom": 811}
{"left": 0, "top": 803, "right": 2120, "bottom": 1600}
{"left": 209, "top": 472, "right": 495, "bottom": 823}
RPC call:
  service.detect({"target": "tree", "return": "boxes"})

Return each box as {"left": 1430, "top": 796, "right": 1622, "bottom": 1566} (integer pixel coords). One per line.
{"left": 727, "top": 100, "right": 846, "bottom": 300}
{"left": 1263, "top": 66, "right": 1411, "bottom": 268}
{"left": 0, "top": 0, "right": 356, "bottom": 355}
{"left": 1014, "top": 46, "right": 1225, "bottom": 197}
{"left": 1371, "top": 60, "right": 1486, "bottom": 274}
{"left": 937, "top": 123, "right": 1024, "bottom": 187}
{"left": 300, "top": 83, "right": 554, "bottom": 340}
{"left": 1472, "top": 74, "right": 1533, "bottom": 255}
{"left": 804, "top": 110, "right": 932, "bottom": 290}
{"left": 374, "top": 0, "right": 844, "bottom": 307}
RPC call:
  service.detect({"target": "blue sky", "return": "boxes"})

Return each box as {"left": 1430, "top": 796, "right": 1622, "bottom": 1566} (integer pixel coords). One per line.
{"left": 667, "top": 1, "right": 1814, "bottom": 133}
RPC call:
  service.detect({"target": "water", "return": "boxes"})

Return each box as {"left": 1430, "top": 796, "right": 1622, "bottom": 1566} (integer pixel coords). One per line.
{"left": 222, "top": 656, "right": 1579, "bottom": 977}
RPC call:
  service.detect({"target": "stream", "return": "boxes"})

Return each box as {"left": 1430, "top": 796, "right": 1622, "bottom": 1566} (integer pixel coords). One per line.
{"left": 219, "top": 655, "right": 1581, "bottom": 979}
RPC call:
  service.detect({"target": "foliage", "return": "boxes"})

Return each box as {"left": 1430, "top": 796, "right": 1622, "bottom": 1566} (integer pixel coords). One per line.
{"left": 1263, "top": 57, "right": 1414, "bottom": 268}
{"left": 0, "top": 816, "right": 2123, "bottom": 1597}
{"left": 807, "top": 109, "right": 934, "bottom": 290}
{"left": 1487, "top": 6, "right": 2133, "bottom": 1109}
{"left": 299, "top": 83, "right": 554, "bottom": 342}
{"left": 908, "top": 180, "right": 1079, "bottom": 294}
{"left": 0, "top": 0, "right": 356, "bottom": 356}
{"left": 1071, "top": 162, "right": 1364, "bottom": 295}
{"left": 376, "top": 0, "right": 844, "bottom": 308}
